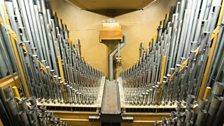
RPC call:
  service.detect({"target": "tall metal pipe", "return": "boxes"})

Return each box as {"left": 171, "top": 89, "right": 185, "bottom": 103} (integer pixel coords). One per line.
{"left": 109, "top": 34, "right": 127, "bottom": 80}
{"left": 139, "top": 42, "right": 144, "bottom": 60}
{"left": 213, "top": 99, "right": 224, "bottom": 126}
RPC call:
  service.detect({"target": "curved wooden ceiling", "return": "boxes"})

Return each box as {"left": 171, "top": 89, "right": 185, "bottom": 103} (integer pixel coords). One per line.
{"left": 66, "top": 0, "right": 155, "bottom": 17}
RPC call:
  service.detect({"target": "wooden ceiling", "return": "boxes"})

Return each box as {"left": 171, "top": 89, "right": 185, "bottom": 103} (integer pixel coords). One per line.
{"left": 66, "top": 0, "right": 154, "bottom": 16}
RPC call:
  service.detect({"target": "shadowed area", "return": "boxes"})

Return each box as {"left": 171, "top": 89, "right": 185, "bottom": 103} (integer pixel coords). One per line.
{"left": 66, "top": 0, "right": 154, "bottom": 17}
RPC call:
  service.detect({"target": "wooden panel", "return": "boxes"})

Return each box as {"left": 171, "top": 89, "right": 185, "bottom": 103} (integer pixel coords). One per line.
{"left": 100, "top": 22, "right": 123, "bottom": 41}
{"left": 49, "top": 110, "right": 170, "bottom": 126}
{"left": 121, "top": 113, "right": 170, "bottom": 126}
{"left": 0, "top": 73, "right": 19, "bottom": 88}
{"left": 67, "top": 121, "right": 100, "bottom": 126}
{"left": 122, "top": 122, "right": 161, "bottom": 126}
{"left": 49, "top": 111, "right": 101, "bottom": 126}
{"left": 100, "top": 30, "right": 122, "bottom": 41}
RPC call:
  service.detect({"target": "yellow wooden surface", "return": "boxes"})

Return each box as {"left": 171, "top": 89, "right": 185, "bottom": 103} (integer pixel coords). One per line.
{"left": 37, "top": 102, "right": 100, "bottom": 108}
{"left": 0, "top": 74, "right": 19, "bottom": 88}
{"left": 100, "top": 22, "right": 123, "bottom": 41}
{"left": 122, "top": 121, "right": 162, "bottom": 126}
{"left": 0, "top": 119, "right": 3, "bottom": 126}
{"left": 12, "top": 86, "right": 20, "bottom": 98}
{"left": 49, "top": 111, "right": 100, "bottom": 126}
{"left": 122, "top": 112, "right": 170, "bottom": 126}
{"left": 49, "top": 110, "right": 170, "bottom": 126}
{"left": 123, "top": 105, "right": 176, "bottom": 109}
{"left": 99, "top": 30, "right": 123, "bottom": 41}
